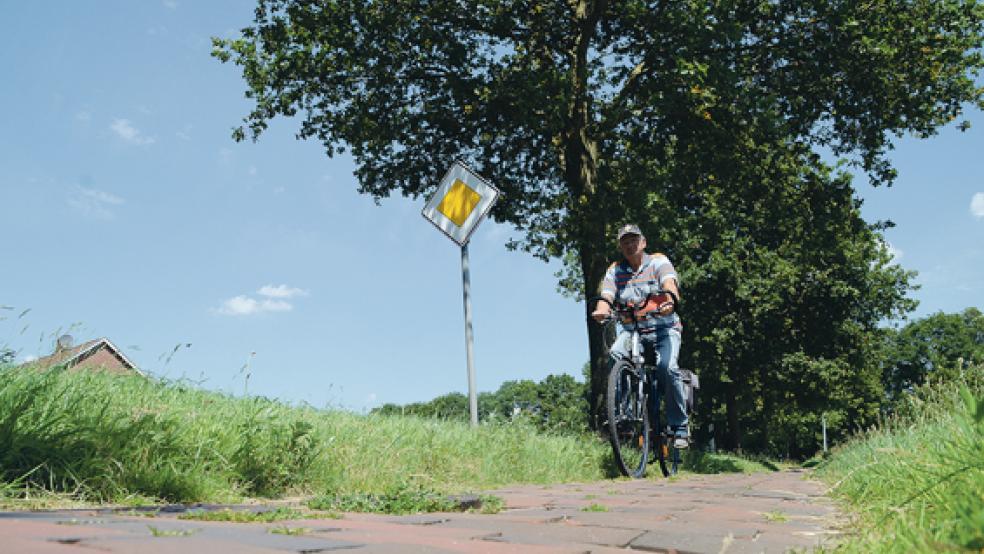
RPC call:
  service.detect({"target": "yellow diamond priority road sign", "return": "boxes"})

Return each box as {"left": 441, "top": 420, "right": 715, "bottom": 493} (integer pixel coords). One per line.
{"left": 422, "top": 161, "right": 500, "bottom": 246}
{"left": 437, "top": 179, "right": 481, "bottom": 227}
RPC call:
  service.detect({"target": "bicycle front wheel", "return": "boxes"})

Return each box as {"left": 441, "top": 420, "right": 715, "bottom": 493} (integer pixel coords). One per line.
{"left": 607, "top": 360, "right": 650, "bottom": 478}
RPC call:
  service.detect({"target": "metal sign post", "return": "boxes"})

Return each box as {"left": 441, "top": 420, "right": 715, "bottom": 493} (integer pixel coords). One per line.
{"left": 421, "top": 161, "right": 500, "bottom": 427}
{"left": 461, "top": 243, "right": 478, "bottom": 426}
{"left": 822, "top": 414, "right": 828, "bottom": 453}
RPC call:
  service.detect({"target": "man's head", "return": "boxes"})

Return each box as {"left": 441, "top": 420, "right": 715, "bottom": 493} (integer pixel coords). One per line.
{"left": 616, "top": 224, "right": 646, "bottom": 260}
{"left": 616, "top": 224, "right": 642, "bottom": 241}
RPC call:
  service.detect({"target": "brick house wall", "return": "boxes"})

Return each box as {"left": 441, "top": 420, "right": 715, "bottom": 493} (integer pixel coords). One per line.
{"left": 72, "top": 346, "right": 133, "bottom": 375}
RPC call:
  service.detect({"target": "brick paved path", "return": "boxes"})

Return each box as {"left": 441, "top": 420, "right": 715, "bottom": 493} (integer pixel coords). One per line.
{"left": 0, "top": 469, "right": 842, "bottom": 553}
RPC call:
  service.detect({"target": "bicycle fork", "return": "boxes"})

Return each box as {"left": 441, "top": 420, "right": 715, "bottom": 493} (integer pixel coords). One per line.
{"left": 630, "top": 331, "right": 646, "bottom": 420}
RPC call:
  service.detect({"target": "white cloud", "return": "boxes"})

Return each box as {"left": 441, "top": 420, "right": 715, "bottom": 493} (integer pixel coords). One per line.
{"left": 110, "top": 118, "right": 155, "bottom": 145}
{"left": 258, "top": 284, "right": 308, "bottom": 299}
{"left": 216, "top": 284, "right": 307, "bottom": 316}
{"left": 216, "top": 295, "right": 293, "bottom": 316}
{"left": 248, "top": 166, "right": 258, "bottom": 176}
{"left": 20, "top": 355, "right": 37, "bottom": 363}
{"left": 218, "top": 295, "right": 258, "bottom": 315}
{"left": 68, "top": 186, "right": 125, "bottom": 219}
{"left": 75, "top": 111, "right": 91, "bottom": 122}
{"left": 163, "top": 0, "right": 178, "bottom": 9}
{"left": 971, "top": 192, "right": 984, "bottom": 219}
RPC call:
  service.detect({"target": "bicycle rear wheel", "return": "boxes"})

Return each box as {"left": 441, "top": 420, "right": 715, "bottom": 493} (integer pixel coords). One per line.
{"left": 607, "top": 361, "right": 650, "bottom": 478}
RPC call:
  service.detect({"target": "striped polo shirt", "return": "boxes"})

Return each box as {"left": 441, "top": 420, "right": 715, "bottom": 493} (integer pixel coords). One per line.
{"left": 600, "top": 253, "right": 682, "bottom": 331}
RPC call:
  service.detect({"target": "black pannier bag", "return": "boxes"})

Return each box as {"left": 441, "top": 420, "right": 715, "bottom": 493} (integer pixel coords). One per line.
{"left": 679, "top": 369, "right": 699, "bottom": 414}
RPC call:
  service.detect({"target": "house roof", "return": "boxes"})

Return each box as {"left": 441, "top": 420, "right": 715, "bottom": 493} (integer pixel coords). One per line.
{"left": 28, "top": 337, "right": 144, "bottom": 376}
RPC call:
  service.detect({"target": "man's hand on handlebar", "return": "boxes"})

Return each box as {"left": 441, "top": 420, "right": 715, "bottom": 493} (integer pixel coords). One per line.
{"left": 591, "top": 306, "right": 611, "bottom": 323}
{"left": 589, "top": 288, "right": 678, "bottom": 324}
{"left": 591, "top": 297, "right": 613, "bottom": 323}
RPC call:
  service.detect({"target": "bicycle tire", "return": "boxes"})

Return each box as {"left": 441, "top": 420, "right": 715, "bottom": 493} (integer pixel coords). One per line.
{"left": 607, "top": 360, "right": 650, "bottom": 478}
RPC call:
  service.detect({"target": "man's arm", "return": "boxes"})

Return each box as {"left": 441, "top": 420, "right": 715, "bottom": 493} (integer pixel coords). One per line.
{"left": 591, "top": 264, "right": 617, "bottom": 322}
{"left": 658, "top": 278, "right": 680, "bottom": 315}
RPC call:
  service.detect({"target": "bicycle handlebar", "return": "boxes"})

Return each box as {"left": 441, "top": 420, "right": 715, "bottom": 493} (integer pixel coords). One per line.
{"left": 587, "top": 288, "right": 680, "bottom": 325}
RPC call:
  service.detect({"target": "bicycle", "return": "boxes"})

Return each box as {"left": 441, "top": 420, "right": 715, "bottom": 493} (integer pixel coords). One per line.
{"left": 590, "top": 290, "right": 698, "bottom": 478}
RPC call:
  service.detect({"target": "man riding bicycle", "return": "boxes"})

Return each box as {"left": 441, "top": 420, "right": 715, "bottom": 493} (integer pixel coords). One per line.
{"left": 591, "top": 224, "right": 689, "bottom": 449}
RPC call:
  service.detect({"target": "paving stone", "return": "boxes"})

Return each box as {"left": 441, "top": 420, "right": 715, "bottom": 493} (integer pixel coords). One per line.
{"left": 0, "top": 470, "right": 842, "bottom": 553}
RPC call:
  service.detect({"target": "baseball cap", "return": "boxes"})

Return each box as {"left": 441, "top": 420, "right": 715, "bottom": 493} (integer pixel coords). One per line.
{"left": 616, "top": 224, "right": 643, "bottom": 240}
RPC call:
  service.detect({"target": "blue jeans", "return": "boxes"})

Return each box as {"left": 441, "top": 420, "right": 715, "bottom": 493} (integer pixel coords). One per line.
{"left": 609, "top": 326, "right": 688, "bottom": 435}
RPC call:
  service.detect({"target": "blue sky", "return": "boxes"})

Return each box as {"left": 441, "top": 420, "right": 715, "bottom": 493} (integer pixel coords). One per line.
{"left": 2, "top": 2, "right": 982, "bottom": 411}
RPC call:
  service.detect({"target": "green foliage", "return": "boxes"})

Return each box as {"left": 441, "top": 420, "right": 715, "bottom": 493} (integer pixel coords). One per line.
{"left": 581, "top": 503, "right": 608, "bottom": 512}
{"left": 817, "top": 373, "right": 984, "bottom": 552}
{"left": 0, "top": 366, "right": 609, "bottom": 506}
{"left": 763, "top": 511, "right": 788, "bottom": 523}
{"left": 0, "top": 368, "right": 216, "bottom": 502}
{"left": 213, "top": 0, "right": 984, "bottom": 229}
{"left": 308, "top": 482, "right": 460, "bottom": 515}
{"left": 374, "top": 392, "right": 469, "bottom": 420}
{"left": 682, "top": 451, "right": 778, "bottom": 475}
{"left": 674, "top": 154, "right": 913, "bottom": 457}
{"left": 178, "top": 507, "right": 303, "bottom": 523}
{"left": 483, "top": 379, "right": 539, "bottom": 421}
{"left": 373, "top": 373, "right": 589, "bottom": 434}
{"left": 536, "top": 374, "right": 590, "bottom": 433}
{"left": 476, "top": 494, "right": 504, "bottom": 514}
{"left": 233, "top": 407, "right": 320, "bottom": 496}
{"left": 881, "top": 308, "right": 984, "bottom": 402}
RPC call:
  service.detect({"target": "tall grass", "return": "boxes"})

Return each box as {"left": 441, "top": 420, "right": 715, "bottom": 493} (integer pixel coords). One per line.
{"left": 0, "top": 365, "right": 610, "bottom": 506}
{"left": 816, "top": 370, "right": 984, "bottom": 552}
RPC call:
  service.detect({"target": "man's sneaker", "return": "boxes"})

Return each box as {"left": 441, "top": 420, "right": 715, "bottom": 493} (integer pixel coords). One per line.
{"left": 673, "top": 436, "right": 689, "bottom": 449}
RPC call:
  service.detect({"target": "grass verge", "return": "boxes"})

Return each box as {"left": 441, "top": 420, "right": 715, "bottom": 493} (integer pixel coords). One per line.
{"left": 681, "top": 450, "right": 783, "bottom": 474}
{"left": 0, "top": 365, "right": 609, "bottom": 510}
{"left": 815, "top": 375, "right": 984, "bottom": 552}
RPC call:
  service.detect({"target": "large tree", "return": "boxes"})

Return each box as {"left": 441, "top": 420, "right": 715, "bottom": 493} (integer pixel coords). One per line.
{"left": 666, "top": 141, "right": 917, "bottom": 455}
{"left": 214, "top": 0, "right": 984, "bottom": 427}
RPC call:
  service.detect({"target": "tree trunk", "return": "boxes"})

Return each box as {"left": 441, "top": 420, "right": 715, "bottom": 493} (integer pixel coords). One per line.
{"left": 759, "top": 364, "right": 771, "bottom": 452}
{"left": 726, "top": 387, "right": 741, "bottom": 453}
{"left": 564, "top": 0, "right": 608, "bottom": 428}
{"left": 580, "top": 242, "right": 609, "bottom": 429}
